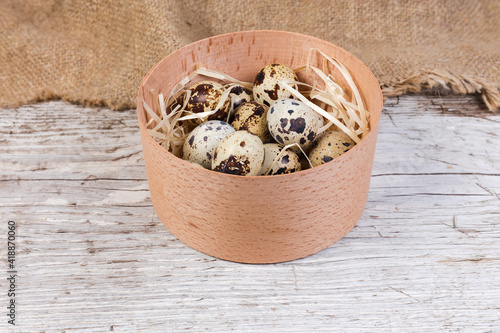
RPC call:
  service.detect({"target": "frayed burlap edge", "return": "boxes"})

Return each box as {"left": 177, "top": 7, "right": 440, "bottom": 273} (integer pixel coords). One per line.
{"left": 4, "top": 72, "right": 499, "bottom": 112}
{"left": 381, "top": 71, "right": 500, "bottom": 112}
{"left": 18, "top": 90, "right": 132, "bottom": 111}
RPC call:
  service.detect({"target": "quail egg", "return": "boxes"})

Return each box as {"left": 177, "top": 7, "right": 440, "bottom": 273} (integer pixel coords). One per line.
{"left": 231, "top": 102, "right": 270, "bottom": 143}
{"left": 260, "top": 143, "right": 301, "bottom": 175}
{"left": 308, "top": 131, "right": 356, "bottom": 167}
{"left": 267, "top": 98, "right": 320, "bottom": 150}
{"left": 185, "top": 80, "right": 230, "bottom": 121}
{"left": 182, "top": 120, "right": 235, "bottom": 169}
{"left": 223, "top": 84, "right": 253, "bottom": 110}
{"left": 212, "top": 131, "right": 264, "bottom": 176}
{"left": 316, "top": 113, "right": 325, "bottom": 129}
{"left": 299, "top": 113, "right": 326, "bottom": 152}
{"left": 253, "top": 64, "right": 298, "bottom": 107}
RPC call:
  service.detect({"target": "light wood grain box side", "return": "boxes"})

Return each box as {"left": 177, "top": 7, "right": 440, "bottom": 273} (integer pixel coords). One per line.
{"left": 136, "top": 30, "right": 383, "bottom": 263}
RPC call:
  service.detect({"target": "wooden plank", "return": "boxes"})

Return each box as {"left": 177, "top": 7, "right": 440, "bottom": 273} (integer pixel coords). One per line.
{"left": 0, "top": 96, "right": 499, "bottom": 332}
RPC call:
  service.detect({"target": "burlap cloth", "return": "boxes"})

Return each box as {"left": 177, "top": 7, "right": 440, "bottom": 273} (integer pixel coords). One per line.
{"left": 1, "top": 0, "right": 499, "bottom": 111}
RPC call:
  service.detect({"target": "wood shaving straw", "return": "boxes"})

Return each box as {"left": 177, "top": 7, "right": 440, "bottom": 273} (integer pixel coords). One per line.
{"left": 142, "top": 66, "right": 252, "bottom": 157}
{"left": 289, "top": 48, "right": 370, "bottom": 143}
{"left": 144, "top": 49, "right": 370, "bottom": 159}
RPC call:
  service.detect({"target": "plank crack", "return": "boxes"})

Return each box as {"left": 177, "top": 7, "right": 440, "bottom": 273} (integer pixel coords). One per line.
{"left": 388, "top": 286, "right": 422, "bottom": 303}
{"left": 0, "top": 177, "right": 148, "bottom": 182}
{"left": 476, "top": 183, "right": 500, "bottom": 201}
{"left": 372, "top": 172, "right": 500, "bottom": 177}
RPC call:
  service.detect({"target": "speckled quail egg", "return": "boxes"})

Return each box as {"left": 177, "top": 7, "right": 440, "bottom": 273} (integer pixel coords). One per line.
{"left": 316, "top": 113, "right": 325, "bottom": 129}
{"left": 300, "top": 113, "right": 326, "bottom": 152}
{"left": 267, "top": 98, "right": 320, "bottom": 150}
{"left": 223, "top": 84, "right": 253, "bottom": 110}
{"left": 308, "top": 131, "right": 356, "bottom": 167}
{"left": 182, "top": 120, "right": 235, "bottom": 169}
{"left": 253, "top": 64, "right": 298, "bottom": 107}
{"left": 231, "top": 102, "right": 270, "bottom": 143}
{"left": 212, "top": 131, "right": 264, "bottom": 176}
{"left": 185, "top": 80, "right": 230, "bottom": 121}
{"left": 260, "top": 143, "right": 301, "bottom": 175}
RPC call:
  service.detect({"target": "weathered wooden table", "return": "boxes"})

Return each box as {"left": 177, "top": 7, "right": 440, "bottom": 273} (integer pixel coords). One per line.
{"left": 1, "top": 95, "right": 499, "bottom": 332}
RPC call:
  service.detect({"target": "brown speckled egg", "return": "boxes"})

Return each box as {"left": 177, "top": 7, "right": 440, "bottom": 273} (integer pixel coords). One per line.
{"left": 223, "top": 84, "right": 253, "bottom": 110}
{"left": 231, "top": 102, "right": 270, "bottom": 143}
{"left": 185, "top": 80, "right": 230, "bottom": 121}
{"left": 212, "top": 131, "right": 264, "bottom": 176}
{"left": 316, "top": 113, "right": 325, "bottom": 129}
{"left": 267, "top": 98, "right": 320, "bottom": 150}
{"left": 253, "top": 64, "right": 298, "bottom": 107}
{"left": 308, "top": 131, "right": 356, "bottom": 167}
{"left": 260, "top": 143, "right": 301, "bottom": 175}
{"left": 182, "top": 120, "right": 235, "bottom": 169}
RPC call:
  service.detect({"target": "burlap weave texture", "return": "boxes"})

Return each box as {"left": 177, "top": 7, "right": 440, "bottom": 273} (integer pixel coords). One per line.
{"left": 1, "top": 0, "right": 499, "bottom": 110}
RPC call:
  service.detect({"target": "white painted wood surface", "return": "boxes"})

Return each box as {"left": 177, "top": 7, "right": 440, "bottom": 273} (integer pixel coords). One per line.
{"left": 0, "top": 95, "right": 499, "bottom": 332}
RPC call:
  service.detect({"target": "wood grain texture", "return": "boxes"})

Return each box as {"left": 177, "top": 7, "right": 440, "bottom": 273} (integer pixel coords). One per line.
{"left": 0, "top": 95, "right": 499, "bottom": 332}
{"left": 138, "top": 31, "right": 383, "bottom": 263}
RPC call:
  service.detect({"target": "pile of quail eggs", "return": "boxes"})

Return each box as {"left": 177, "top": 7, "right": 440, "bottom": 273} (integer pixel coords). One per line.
{"left": 182, "top": 63, "right": 356, "bottom": 176}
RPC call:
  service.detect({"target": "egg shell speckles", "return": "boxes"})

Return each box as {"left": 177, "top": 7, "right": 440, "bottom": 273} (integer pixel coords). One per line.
{"left": 182, "top": 120, "right": 235, "bottom": 169}
{"left": 316, "top": 113, "right": 325, "bottom": 129}
{"left": 253, "top": 64, "right": 298, "bottom": 107}
{"left": 267, "top": 98, "right": 320, "bottom": 149}
{"left": 186, "top": 80, "right": 230, "bottom": 121}
{"left": 308, "top": 131, "right": 356, "bottom": 167}
{"left": 260, "top": 143, "right": 301, "bottom": 176}
{"left": 223, "top": 84, "right": 253, "bottom": 110}
{"left": 212, "top": 131, "right": 264, "bottom": 176}
{"left": 231, "top": 102, "right": 270, "bottom": 143}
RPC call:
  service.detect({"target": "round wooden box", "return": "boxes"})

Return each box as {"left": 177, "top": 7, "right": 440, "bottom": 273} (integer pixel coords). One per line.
{"left": 137, "top": 30, "right": 383, "bottom": 263}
